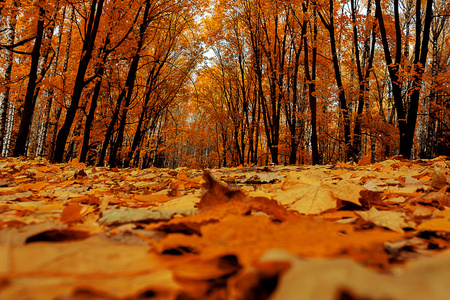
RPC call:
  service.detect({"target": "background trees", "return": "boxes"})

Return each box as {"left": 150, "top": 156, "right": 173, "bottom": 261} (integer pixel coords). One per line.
{"left": 0, "top": 0, "right": 449, "bottom": 168}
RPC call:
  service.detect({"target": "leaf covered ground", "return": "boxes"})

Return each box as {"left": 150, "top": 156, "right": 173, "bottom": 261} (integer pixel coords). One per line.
{"left": 1, "top": 157, "right": 450, "bottom": 299}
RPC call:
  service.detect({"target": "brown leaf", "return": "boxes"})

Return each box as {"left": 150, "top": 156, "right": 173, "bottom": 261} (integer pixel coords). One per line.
{"left": 98, "top": 207, "right": 196, "bottom": 225}
{"left": 0, "top": 222, "right": 66, "bottom": 245}
{"left": 0, "top": 191, "right": 33, "bottom": 202}
{"left": 199, "top": 170, "right": 290, "bottom": 221}
{"left": 413, "top": 203, "right": 436, "bottom": 217}
{"left": 358, "top": 155, "right": 371, "bottom": 166}
{"left": 173, "top": 254, "right": 241, "bottom": 299}
{"left": 198, "top": 170, "right": 247, "bottom": 211}
{"left": 61, "top": 204, "right": 84, "bottom": 223}
{"left": 413, "top": 192, "right": 450, "bottom": 208}
{"left": 265, "top": 249, "right": 450, "bottom": 300}
{"left": 356, "top": 207, "right": 416, "bottom": 234}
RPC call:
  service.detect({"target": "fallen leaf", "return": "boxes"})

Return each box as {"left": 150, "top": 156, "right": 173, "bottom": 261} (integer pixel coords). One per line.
{"left": 358, "top": 155, "right": 371, "bottom": 166}
{"left": 432, "top": 167, "right": 450, "bottom": 189}
{"left": 275, "top": 185, "right": 336, "bottom": 215}
{"left": 198, "top": 170, "right": 248, "bottom": 211}
{"left": 413, "top": 192, "right": 450, "bottom": 208}
{"left": 413, "top": 203, "right": 436, "bottom": 217}
{"left": 0, "top": 191, "right": 33, "bottom": 201}
{"left": 0, "top": 222, "right": 67, "bottom": 245}
{"left": 265, "top": 248, "right": 450, "bottom": 300}
{"left": 98, "top": 208, "right": 197, "bottom": 225}
{"left": 418, "top": 216, "right": 450, "bottom": 233}
{"left": 356, "top": 207, "right": 416, "bottom": 234}
{"left": 173, "top": 255, "right": 241, "bottom": 299}
{"left": 61, "top": 203, "right": 84, "bottom": 223}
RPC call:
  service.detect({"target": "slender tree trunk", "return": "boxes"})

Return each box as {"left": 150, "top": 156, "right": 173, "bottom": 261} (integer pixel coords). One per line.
{"left": 35, "top": 3, "right": 62, "bottom": 157}
{"left": 375, "top": 0, "right": 405, "bottom": 153}
{"left": 53, "top": 0, "right": 104, "bottom": 163}
{"left": 288, "top": 46, "right": 301, "bottom": 165}
{"left": 125, "top": 75, "right": 155, "bottom": 168}
{"left": 98, "top": 93, "right": 121, "bottom": 166}
{"left": 13, "top": 5, "right": 45, "bottom": 157}
{"left": 403, "top": 0, "right": 433, "bottom": 158}
{"left": 0, "top": 15, "right": 16, "bottom": 156}
{"left": 48, "top": 6, "right": 74, "bottom": 162}
{"left": 29, "top": 5, "right": 59, "bottom": 157}
{"left": 106, "top": 0, "right": 151, "bottom": 167}
{"left": 285, "top": 10, "right": 302, "bottom": 165}
{"left": 79, "top": 35, "right": 111, "bottom": 164}
{"left": 318, "top": 0, "right": 351, "bottom": 161}
{"left": 375, "top": 0, "right": 433, "bottom": 159}
{"left": 350, "top": 0, "right": 376, "bottom": 159}
{"left": 125, "top": 40, "right": 174, "bottom": 167}
{"left": 303, "top": 3, "right": 319, "bottom": 165}
{"left": 79, "top": 67, "right": 103, "bottom": 164}
{"left": 2, "top": 103, "right": 15, "bottom": 157}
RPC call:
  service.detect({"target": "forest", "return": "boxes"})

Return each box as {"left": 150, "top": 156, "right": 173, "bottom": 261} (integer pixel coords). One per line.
{"left": 0, "top": 0, "right": 449, "bottom": 169}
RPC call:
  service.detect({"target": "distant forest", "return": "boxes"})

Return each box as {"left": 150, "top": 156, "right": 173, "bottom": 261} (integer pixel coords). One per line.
{"left": 0, "top": 0, "right": 449, "bottom": 168}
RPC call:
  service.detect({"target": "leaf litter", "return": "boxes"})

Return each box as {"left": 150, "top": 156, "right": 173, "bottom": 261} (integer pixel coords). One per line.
{"left": 0, "top": 156, "right": 450, "bottom": 299}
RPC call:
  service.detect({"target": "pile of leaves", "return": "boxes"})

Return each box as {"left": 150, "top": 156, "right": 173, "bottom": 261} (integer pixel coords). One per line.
{"left": 1, "top": 156, "right": 450, "bottom": 299}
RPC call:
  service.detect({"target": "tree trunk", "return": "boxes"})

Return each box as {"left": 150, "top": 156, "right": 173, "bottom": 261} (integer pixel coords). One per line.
{"left": 13, "top": 5, "right": 45, "bottom": 157}
{"left": 79, "top": 68, "right": 103, "bottom": 164}
{"left": 303, "top": 3, "right": 319, "bottom": 165}
{"left": 350, "top": 0, "right": 376, "bottom": 160}
{"left": 375, "top": 0, "right": 433, "bottom": 159}
{"left": 35, "top": 3, "right": 63, "bottom": 158}
{"left": 53, "top": 0, "right": 104, "bottom": 163}
{"left": 402, "top": 0, "right": 433, "bottom": 159}
{"left": 0, "top": 15, "right": 16, "bottom": 156}
{"left": 79, "top": 34, "right": 111, "bottom": 164}
{"left": 48, "top": 6, "right": 74, "bottom": 162}
{"left": 106, "top": 0, "right": 152, "bottom": 167}
{"left": 318, "top": 0, "right": 351, "bottom": 161}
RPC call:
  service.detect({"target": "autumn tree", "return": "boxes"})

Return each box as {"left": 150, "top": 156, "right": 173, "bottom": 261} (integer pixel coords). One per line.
{"left": 348, "top": 0, "right": 376, "bottom": 159}
{"left": 375, "top": 0, "right": 434, "bottom": 159}
{"left": 317, "top": 0, "right": 356, "bottom": 161}
{"left": 1, "top": 0, "right": 449, "bottom": 167}
{"left": 12, "top": 2, "right": 46, "bottom": 157}
{"left": 300, "top": 0, "right": 319, "bottom": 164}
{"left": 79, "top": 0, "right": 144, "bottom": 164}
{"left": 53, "top": 0, "right": 105, "bottom": 163}
{"left": 125, "top": 15, "right": 201, "bottom": 168}
{"left": 0, "top": 2, "right": 16, "bottom": 155}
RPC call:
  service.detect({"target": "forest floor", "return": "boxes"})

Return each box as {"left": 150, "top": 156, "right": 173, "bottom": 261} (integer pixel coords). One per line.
{"left": 0, "top": 156, "right": 450, "bottom": 299}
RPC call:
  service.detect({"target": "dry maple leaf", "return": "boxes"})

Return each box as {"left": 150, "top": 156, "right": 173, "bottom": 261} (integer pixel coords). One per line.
{"left": 198, "top": 170, "right": 248, "bottom": 211}
{"left": 199, "top": 170, "right": 290, "bottom": 221}
{"left": 356, "top": 207, "right": 416, "bottom": 234}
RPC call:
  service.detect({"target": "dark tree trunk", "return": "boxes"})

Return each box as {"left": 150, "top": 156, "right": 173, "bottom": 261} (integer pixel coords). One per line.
{"left": 53, "top": 0, "right": 104, "bottom": 163}
{"left": 318, "top": 0, "right": 351, "bottom": 161}
{"left": 107, "top": 0, "right": 152, "bottom": 168}
{"left": 402, "top": 0, "right": 433, "bottom": 158}
{"left": 376, "top": 0, "right": 433, "bottom": 159}
{"left": 79, "top": 67, "right": 103, "bottom": 164}
{"left": 0, "top": 15, "right": 16, "bottom": 156}
{"left": 350, "top": 0, "right": 376, "bottom": 160}
{"left": 79, "top": 35, "right": 111, "bottom": 164}
{"left": 97, "top": 93, "right": 121, "bottom": 166}
{"left": 125, "top": 76, "right": 154, "bottom": 168}
{"left": 13, "top": 6, "right": 45, "bottom": 157}
{"left": 375, "top": 0, "right": 405, "bottom": 152}
{"left": 303, "top": 3, "right": 319, "bottom": 165}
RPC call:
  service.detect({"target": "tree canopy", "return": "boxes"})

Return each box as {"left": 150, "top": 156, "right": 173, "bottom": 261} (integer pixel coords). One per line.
{"left": 0, "top": 0, "right": 449, "bottom": 168}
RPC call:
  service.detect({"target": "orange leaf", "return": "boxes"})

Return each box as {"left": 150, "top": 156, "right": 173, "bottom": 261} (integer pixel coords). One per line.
{"left": 61, "top": 204, "right": 84, "bottom": 223}
{"left": 198, "top": 170, "right": 247, "bottom": 211}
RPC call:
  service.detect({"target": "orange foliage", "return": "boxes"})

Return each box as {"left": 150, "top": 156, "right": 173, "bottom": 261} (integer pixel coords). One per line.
{"left": 0, "top": 0, "right": 449, "bottom": 167}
